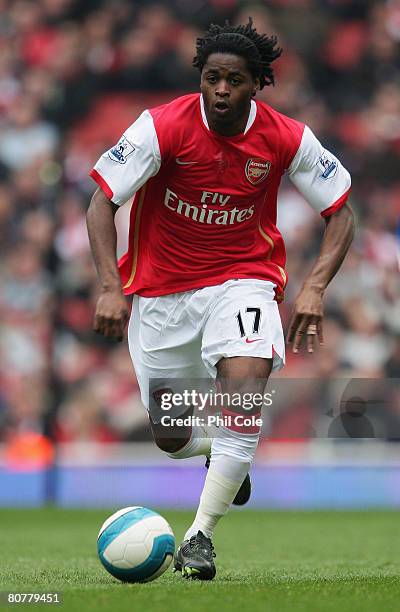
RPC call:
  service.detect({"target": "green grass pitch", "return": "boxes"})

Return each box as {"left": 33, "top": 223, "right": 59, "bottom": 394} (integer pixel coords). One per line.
{"left": 1, "top": 508, "right": 399, "bottom": 612}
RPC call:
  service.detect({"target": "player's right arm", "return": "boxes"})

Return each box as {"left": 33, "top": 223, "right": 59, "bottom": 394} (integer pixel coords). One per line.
{"left": 86, "top": 188, "right": 128, "bottom": 341}
{"left": 87, "top": 109, "right": 162, "bottom": 341}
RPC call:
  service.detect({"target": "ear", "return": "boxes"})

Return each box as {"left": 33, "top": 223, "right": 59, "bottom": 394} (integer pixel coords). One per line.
{"left": 252, "top": 78, "right": 260, "bottom": 97}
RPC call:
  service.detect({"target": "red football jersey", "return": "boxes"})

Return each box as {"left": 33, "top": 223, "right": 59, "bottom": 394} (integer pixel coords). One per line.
{"left": 90, "top": 94, "right": 351, "bottom": 301}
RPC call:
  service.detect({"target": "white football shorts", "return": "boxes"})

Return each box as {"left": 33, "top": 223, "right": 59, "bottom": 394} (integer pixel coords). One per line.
{"left": 128, "top": 279, "right": 285, "bottom": 411}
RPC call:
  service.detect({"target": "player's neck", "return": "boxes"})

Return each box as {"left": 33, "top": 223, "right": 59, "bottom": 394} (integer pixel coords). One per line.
{"left": 206, "top": 104, "right": 251, "bottom": 137}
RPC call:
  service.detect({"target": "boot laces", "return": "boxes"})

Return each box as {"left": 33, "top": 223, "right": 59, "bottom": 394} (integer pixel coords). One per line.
{"left": 189, "top": 532, "right": 216, "bottom": 558}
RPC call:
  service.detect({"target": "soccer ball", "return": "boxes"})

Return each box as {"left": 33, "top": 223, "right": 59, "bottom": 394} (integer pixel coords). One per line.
{"left": 97, "top": 506, "right": 175, "bottom": 583}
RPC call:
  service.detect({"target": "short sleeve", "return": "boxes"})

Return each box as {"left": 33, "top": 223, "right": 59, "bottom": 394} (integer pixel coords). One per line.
{"left": 89, "top": 110, "right": 161, "bottom": 206}
{"left": 287, "top": 125, "right": 351, "bottom": 217}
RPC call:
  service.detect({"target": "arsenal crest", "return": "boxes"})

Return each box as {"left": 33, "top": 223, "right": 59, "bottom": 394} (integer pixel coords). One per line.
{"left": 245, "top": 158, "right": 271, "bottom": 185}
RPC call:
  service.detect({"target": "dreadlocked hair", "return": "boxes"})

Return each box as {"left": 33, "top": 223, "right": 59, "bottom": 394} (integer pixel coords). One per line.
{"left": 193, "top": 17, "right": 282, "bottom": 89}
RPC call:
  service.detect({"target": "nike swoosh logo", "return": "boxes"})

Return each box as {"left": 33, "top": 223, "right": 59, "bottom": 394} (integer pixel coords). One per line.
{"left": 176, "top": 158, "right": 199, "bottom": 165}
{"left": 245, "top": 338, "right": 263, "bottom": 344}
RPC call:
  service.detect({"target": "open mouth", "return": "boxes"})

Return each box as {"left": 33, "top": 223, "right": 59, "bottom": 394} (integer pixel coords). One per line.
{"left": 214, "top": 101, "right": 230, "bottom": 114}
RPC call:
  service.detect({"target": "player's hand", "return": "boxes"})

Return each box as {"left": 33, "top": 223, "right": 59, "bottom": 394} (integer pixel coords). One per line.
{"left": 93, "top": 288, "right": 129, "bottom": 342}
{"left": 286, "top": 286, "right": 324, "bottom": 353}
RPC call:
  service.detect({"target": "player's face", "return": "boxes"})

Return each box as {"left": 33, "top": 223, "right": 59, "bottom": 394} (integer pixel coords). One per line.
{"left": 200, "top": 53, "right": 259, "bottom": 136}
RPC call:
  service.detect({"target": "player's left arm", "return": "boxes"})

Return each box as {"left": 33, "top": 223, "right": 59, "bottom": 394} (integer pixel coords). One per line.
{"left": 286, "top": 125, "right": 355, "bottom": 353}
{"left": 287, "top": 201, "right": 355, "bottom": 353}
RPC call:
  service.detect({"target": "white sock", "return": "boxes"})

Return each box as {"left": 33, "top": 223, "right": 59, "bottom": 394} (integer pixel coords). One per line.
{"left": 167, "top": 424, "right": 212, "bottom": 460}
{"left": 184, "top": 424, "right": 260, "bottom": 540}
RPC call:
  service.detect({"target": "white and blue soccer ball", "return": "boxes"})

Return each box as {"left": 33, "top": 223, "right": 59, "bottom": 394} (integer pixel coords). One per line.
{"left": 97, "top": 507, "right": 175, "bottom": 583}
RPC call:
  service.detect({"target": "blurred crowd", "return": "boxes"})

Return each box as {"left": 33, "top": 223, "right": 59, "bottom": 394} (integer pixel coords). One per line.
{"left": 0, "top": 0, "right": 399, "bottom": 452}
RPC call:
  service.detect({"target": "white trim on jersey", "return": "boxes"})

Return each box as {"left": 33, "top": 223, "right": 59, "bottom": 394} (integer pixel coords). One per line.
{"left": 92, "top": 110, "right": 161, "bottom": 206}
{"left": 288, "top": 125, "right": 351, "bottom": 216}
{"left": 199, "top": 95, "right": 257, "bottom": 134}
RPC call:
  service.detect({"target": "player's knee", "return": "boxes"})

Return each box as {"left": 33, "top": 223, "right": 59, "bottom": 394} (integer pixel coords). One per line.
{"left": 153, "top": 436, "right": 189, "bottom": 454}
{"left": 217, "top": 363, "right": 271, "bottom": 403}
{"left": 216, "top": 357, "right": 272, "bottom": 416}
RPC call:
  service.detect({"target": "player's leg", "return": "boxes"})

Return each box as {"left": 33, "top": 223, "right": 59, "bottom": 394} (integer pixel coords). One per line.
{"left": 127, "top": 294, "right": 212, "bottom": 458}
{"left": 174, "top": 279, "right": 285, "bottom": 580}
{"left": 185, "top": 357, "right": 271, "bottom": 530}
{"left": 174, "top": 356, "right": 272, "bottom": 579}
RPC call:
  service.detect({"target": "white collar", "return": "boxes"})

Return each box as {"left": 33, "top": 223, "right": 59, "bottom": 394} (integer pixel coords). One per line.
{"left": 200, "top": 94, "right": 257, "bottom": 135}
